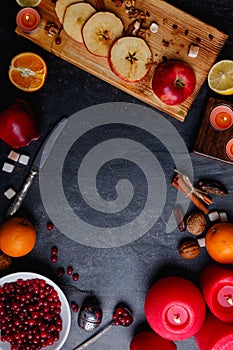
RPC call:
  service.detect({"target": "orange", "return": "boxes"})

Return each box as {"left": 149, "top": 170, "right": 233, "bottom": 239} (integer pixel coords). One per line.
{"left": 205, "top": 222, "right": 233, "bottom": 264}
{"left": 0, "top": 217, "right": 36, "bottom": 257}
{"left": 8, "top": 52, "right": 47, "bottom": 92}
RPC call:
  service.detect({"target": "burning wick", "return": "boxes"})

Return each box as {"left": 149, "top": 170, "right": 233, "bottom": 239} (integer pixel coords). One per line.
{"left": 174, "top": 314, "right": 181, "bottom": 324}
{"left": 225, "top": 295, "right": 233, "bottom": 306}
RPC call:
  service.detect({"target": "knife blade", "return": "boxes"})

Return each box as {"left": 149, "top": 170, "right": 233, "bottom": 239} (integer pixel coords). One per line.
{"left": 7, "top": 117, "right": 67, "bottom": 217}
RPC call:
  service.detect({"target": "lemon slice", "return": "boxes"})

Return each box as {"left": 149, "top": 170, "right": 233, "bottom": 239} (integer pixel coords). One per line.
{"left": 208, "top": 60, "right": 233, "bottom": 95}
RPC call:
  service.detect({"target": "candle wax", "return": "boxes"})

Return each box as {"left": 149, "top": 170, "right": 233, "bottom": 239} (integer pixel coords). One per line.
{"left": 22, "top": 12, "right": 37, "bottom": 27}
{"left": 226, "top": 138, "right": 233, "bottom": 161}
{"left": 130, "top": 331, "right": 177, "bottom": 350}
{"left": 200, "top": 263, "right": 233, "bottom": 322}
{"left": 16, "top": 8, "right": 40, "bottom": 33}
{"left": 215, "top": 112, "right": 232, "bottom": 129}
{"left": 194, "top": 312, "right": 233, "bottom": 350}
{"left": 166, "top": 305, "right": 189, "bottom": 325}
{"left": 144, "top": 276, "right": 206, "bottom": 341}
{"left": 209, "top": 105, "right": 233, "bottom": 131}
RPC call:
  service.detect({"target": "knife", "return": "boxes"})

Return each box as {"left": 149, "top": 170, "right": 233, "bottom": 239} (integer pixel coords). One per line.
{"left": 6, "top": 117, "right": 67, "bottom": 217}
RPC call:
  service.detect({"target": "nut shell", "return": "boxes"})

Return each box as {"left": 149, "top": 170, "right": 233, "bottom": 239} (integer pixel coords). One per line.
{"left": 179, "top": 239, "right": 201, "bottom": 259}
{"left": 0, "top": 252, "right": 12, "bottom": 270}
{"left": 186, "top": 211, "right": 206, "bottom": 236}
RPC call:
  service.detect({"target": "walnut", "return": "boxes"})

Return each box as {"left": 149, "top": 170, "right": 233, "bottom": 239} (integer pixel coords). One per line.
{"left": 179, "top": 239, "right": 201, "bottom": 259}
{"left": 186, "top": 211, "right": 206, "bottom": 236}
{"left": 0, "top": 252, "right": 12, "bottom": 270}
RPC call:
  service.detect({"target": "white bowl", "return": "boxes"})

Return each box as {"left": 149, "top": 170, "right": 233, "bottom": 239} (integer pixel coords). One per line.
{"left": 0, "top": 272, "right": 71, "bottom": 350}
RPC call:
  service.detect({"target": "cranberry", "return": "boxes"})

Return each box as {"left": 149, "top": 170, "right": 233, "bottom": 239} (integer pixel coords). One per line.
{"left": 51, "top": 246, "right": 58, "bottom": 255}
{"left": 50, "top": 255, "right": 57, "bottom": 263}
{"left": 71, "top": 301, "right": 79, "bottom": 313}
{"left": 112, "top": 306, "right": 133, "bottom": 327}
{"left": 55, "top": 36, "right": 62, "bottom": 45}
{"left": 67, "top": 266, "right": 73, "bottom": 275}
{"left": 72, "top": 273, "right": 79, "bottom": 281}
{"left": 46, "top": 222, "right": 54, "bottom": 230}
{"left": 0, "top": 278, "right": 63, "bottom": 349}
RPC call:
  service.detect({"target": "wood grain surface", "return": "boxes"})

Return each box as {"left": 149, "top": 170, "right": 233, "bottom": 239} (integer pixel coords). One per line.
{"left": 15, "top": 0, "right": 228, "bottom": 121}
{"left": 192, "top": 98, "right": 233, "bottom": 166}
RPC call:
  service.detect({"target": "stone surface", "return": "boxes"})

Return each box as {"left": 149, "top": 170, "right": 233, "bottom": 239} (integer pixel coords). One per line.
{"left": 0, "top": 1, "right": 233, "bottom": 349}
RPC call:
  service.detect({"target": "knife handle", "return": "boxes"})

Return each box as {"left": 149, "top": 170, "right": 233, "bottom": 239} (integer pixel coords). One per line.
{"left": 7, "top": 168, "right": 38, "bottom": 217}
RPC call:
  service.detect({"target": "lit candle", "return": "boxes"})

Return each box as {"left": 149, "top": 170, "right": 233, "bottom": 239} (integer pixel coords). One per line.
{"left": 130, "top": 331, "right": 177, "bottom": 350}
{"left": 226, "top": 138, "right": 233, "bottom": 161}
{"left": 200, "top": 263, "right": 233, "bottom": 322}
{"left": 16, "top": 0, "right": 41, "bottom": 6}
{"left": 209, "top": 105, "right": 233, "bottom": 131}
{"left": 144, "top": 276, "right": 206, "bottom": 341}
{"left": 16, "top": 7, "right": 41, "bottom": 33}
{"left": 194, "top": 312, "right": 233, "bottom": 349}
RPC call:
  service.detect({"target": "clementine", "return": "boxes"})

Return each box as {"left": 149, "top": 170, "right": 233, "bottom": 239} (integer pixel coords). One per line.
{"left": 205, "top": 222, "right": 233, "bottom": 264}
{"left": 0, "top": 217, "right": 36, "bottom": 257}
{"left": 8, "top": 52, "right": 47, "bottom": 92}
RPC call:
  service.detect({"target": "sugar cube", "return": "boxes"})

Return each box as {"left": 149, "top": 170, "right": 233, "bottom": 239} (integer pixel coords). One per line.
{"left": 8, "top": 150, "right": 20, "bottom": 162}
{"left": 2, "top": 162, "right": 14, "bottom": 173}
{"left": 4, "top": 187, "right": 16, "bottom": 199}
{"left": 19, "top": 154, "right": 30, "bottom": 165}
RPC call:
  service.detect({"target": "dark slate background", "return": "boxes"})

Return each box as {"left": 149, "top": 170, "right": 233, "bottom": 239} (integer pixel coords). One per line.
{"left": 0, "top": 1, "right": 233, "bottom": 349}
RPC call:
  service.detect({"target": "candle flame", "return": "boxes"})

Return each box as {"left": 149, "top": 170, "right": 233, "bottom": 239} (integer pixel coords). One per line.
{"left": 226, "top": 296, "right": 233, "bottom": 306}
{"left": 25, "top": 15, "right": 30, "bottom": 22}
{"left": 174, "top": 314, "right": 181, "bottom": 324}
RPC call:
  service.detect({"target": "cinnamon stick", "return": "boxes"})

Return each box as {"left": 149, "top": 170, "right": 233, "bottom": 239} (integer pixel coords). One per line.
{"left": 172, "top": 174, "right": 209, "bottom": 215}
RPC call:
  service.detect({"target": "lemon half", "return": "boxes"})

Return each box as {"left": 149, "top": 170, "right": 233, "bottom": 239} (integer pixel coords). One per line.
{"left": 208, "top": 60, "right": 233, "bottom": 95}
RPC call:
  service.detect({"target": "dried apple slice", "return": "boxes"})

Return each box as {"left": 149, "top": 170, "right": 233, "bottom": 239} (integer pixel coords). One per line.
{"left": 55, "top": 0, "right": 82, "bottom": 24}
{"left": 109, "top": 36, "right": 152, "bottom": 83}
{"left": 82, "top": 11, "right": 124, "bottom": 57}
{"left": 63, "top": 2, "right": 96, "bottom": 43}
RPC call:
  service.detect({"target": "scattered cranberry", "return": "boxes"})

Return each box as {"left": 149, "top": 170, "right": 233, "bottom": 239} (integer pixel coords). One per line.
{"left": 47, "top": 222, "right": 54, "bottom": 230}
{"left": 57, "top": 267, "right": 65, "bottom": 277}
{"left": 50, "top": 255, "right": 58, "bottom": 263}
{"left": 51, "top": 246, "right": 58, "bottom": 255}
{"left": 0, "top": 278, "right": 63, "bottom": 349}
{"left": 71, "top": 301, "right": 79, "bottom": 313}
{"left": 67, "top": 266, "right": 73, "bottom": 275}
{"left": 72, "top": 273, "right": 79, "bottom": 281}
{"left": 55, "top": 36, "right": 62, "bottom": 45}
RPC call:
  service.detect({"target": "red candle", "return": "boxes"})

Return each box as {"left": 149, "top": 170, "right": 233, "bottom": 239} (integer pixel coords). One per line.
{"left": 144, "top": 276, "right": 206, "bottom": 341}
{"left": 200, "top": 263, "right": 233, "bottom": 322}
{"left": 194, "top": 312, "right": 233, "bottom": 350}
{"left": 209, "top": 105, "right": 233, "bottom": 131}
{"left": 130, "top": 331, "right": 177, "bottom": 350}
{"left": 226, "top": 138, "right": 233, "bottom": 161}
{"left": 16, "top": 8, "right": 41, "bottom": 33}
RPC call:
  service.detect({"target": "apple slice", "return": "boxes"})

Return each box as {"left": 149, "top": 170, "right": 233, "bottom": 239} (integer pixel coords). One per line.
{"left": 63, "top": 2, "right": 96, "bottom": 43}
{"left": 55, "top": 0, "right": 82, "bottom": 24}
{"left": 109, "top": 36, "right": 152, "bottom": 83}
{"left": 82, "top": 11, "right": 124, "bottom": 57}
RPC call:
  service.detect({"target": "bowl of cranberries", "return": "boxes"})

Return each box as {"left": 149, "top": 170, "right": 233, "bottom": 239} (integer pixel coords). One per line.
{"left": 0, "top": 272, "right": 71, "bottom": 350}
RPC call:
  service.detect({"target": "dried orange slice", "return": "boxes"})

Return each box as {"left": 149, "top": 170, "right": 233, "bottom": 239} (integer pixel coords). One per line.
{"left": 9, "top": 52, "right": 47, "bottom": 92}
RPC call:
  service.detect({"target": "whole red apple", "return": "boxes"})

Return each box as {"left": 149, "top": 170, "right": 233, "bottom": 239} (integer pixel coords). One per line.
{"left": 152, "top": 60, "right": 196, "bottom": 106}
{"left": 0, "top": 99, "right": 40, "bottom": 148}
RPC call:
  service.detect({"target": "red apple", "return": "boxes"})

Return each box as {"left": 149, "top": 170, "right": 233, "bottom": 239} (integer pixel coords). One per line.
{"left": 0, "top": 99, "right": 40, "bottom": 148}
{"left": 152, "top": 60, "right": 196, "bottom": 106}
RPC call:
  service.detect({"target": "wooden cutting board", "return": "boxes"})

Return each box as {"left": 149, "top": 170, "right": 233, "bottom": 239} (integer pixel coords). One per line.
{"left": 15, "top": 0, "right": 228, "bottom": 121}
